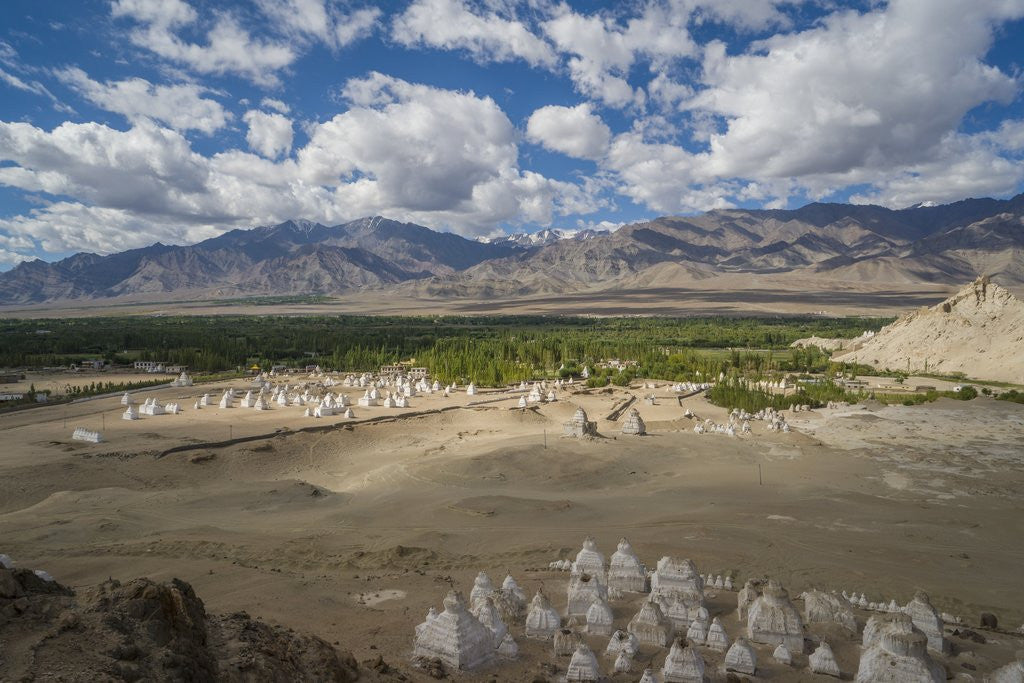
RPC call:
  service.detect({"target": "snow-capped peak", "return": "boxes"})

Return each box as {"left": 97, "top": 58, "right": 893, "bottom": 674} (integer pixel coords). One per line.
{"left": 483, "top": 227, "right": 610, "bottom": 247}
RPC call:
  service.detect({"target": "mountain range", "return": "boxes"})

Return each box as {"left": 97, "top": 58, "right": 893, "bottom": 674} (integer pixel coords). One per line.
{"left": 2, "top": 195, "right": 1022, "bottom": 306}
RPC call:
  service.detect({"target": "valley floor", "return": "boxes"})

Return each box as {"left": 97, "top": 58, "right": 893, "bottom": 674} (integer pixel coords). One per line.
{"left": 2, "top": 382, "right": 1023, "bottom": 680}
{"left": 0, "top": 276, "right": 963, "bottom": 318}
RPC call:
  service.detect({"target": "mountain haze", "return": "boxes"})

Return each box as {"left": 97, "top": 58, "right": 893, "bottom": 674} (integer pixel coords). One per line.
{"left": 1, "top": 196, "right": 1022, "bottom": 306}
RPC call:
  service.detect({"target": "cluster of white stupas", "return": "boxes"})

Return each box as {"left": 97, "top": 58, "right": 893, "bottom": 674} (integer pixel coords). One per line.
{"left": 113, "top": 370, "right": 474, "bottom": 429}
{"left": 136, "top": 396, "right": 180, "bottom": 415}
{"left": 690, "top": 406, "right": 792, "bottom": 436}
{"left": 670, "top": 382, "right": 711, "bottom": 393}
{"left": 110, "top": 365, "right": 597, "bottom": 436}
{"left": 412, "top": 571, "right": 527, "bottom": 672}
{"left": 752, "top": 377, "right": 790, "bottom": 392}
{"left": 514, "top": 380, "right": 559, "bottom": 408}
{"left": 169, "top": 371, "right": 193, "bottom": 387}
{"left": 412, "top": 536, "right": 1006, "bottom": 681}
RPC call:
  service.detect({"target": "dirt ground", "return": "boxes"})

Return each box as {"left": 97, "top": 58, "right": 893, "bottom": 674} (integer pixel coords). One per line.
{"left": 0, "top": 370, "right": 176, "bottom": 396}
{"left": 1, "top": 379, "right": 1022, "bottom": 680}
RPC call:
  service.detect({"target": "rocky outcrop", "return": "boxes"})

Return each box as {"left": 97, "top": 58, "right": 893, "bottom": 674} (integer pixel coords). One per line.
{"left": 0, "top": 568, "right": 360, "bottom": 681}
{"left": 835, "top": 276, "right": 1024, "bottom": 383}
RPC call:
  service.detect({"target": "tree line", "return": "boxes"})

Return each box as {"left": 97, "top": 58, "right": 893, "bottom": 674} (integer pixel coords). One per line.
{"left": 0, "top": 314, "right": 892, "bottom": 381}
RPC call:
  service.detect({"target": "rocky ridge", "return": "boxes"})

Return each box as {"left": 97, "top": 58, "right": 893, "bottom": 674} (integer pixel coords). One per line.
{"left": 0, "top": 564, "right": 365, "bottom": 681}
{"left": 833, "top": 276, "right": 1024, "bottom": 383}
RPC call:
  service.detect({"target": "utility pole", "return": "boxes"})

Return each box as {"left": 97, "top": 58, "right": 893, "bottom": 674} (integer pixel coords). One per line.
{"left": 758, "top": 463, "right": 763, "bottom": 486}
{"left": 543, "top": 429, "right": 547, "bottom": 449}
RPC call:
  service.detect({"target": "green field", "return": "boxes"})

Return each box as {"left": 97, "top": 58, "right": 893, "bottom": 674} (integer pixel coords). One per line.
{"left": 1, "top": 314, "right": 892, "bottom": 386}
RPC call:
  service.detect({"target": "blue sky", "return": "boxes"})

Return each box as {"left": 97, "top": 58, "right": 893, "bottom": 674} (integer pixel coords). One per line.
{"left": 1, "top": 0, "right": 1022, "bottom": 268}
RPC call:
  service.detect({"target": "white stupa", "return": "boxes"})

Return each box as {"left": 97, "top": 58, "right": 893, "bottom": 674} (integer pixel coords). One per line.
{"left": 809, "top": 641, "right": 841, "bottom": 677}
{"left": 747, "top": 580, "right": 804, "bottom": 652}
{"left": 604, "top": 629, "right": 639, "bottom": 659}
{"left": 662, "top": 638, "right": 704, "bottom": 683}
{"left": 571, "top": 536, "right": 607, "bottom": 585}
{"left": 608, "top": 538, "right": 646, "bottom": 593}
{"left": 857, "top": 613, "right": 944, "bottom": 683}
{"left": 472, "top": 596, "right": 508, "bottom": 648}
{"left": 564, "top": 643, "right": 601, "bottom": 682}
{"left": 627, "top": 599, "right": 672, "bottom": 647}
{"left": 725, "top": 637, "right": 758, "bottom": 675}
{"left": 469, "top": 571, "right": 495, "bottom": 610}
{"left": 585, "top": 598, "right": 614, "bottom": 636}
{"left": 567, "top": 573, "right": 607, "bottom": 618}
{"left": 706, "top": 616, "right": 730, "bottom": 652}
{"left": 72, "top": 427, "right": 103, "bottom": 443}
{"left": 621, "top": 408, "right": 646, "bottom": 435}
{"left": 525, "top": 589, "right": 561, "bottom": 639}
{"left": 412, "top": 590, "right": 495, "bottom": 672}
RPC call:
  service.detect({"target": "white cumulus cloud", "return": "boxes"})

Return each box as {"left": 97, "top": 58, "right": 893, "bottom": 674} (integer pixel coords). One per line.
{"left": 243, "top": 109, "right": 294, "bottom": 159}
{"left": 526, "top": 103, "right": 611, "bottom": 160}
{"left": 111, "top": 0, "right": 297, "bottom": 86}
{"left": 255, "top": 0, "right": 380, "bottom": 49}
{"left": 0, "top": 75, "right": 601, "bottom": 259}
{"left": 57, "top": 67, "right": 231, "bottom": 134}
{"left": 392, "top": 0, "right": 557, "bottom": 68}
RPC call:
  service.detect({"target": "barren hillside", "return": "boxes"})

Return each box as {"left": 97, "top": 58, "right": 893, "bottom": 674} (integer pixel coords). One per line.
{"left": 834, "top": 277, "right": 1024, "bottom": 383}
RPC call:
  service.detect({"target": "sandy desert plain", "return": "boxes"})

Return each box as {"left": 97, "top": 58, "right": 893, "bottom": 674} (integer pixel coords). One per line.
{"left": 2, "top": 369, "right": 1023, "bottom": 681}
